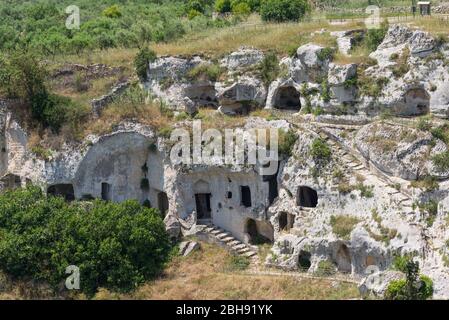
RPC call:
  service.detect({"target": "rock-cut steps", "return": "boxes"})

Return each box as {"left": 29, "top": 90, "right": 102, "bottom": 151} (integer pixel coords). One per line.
{"left": 314, "top": 128, "right": 415, "bottom": 213}
{"left": 200, "top": 224, "right": 258, "bottom": 258}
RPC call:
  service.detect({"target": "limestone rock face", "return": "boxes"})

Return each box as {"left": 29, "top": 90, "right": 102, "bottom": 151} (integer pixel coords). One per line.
{"left": 429, "top": 81, "right": 449, "bottom": 118}
{"left": 148, "top": 56, "right": 203, "bottom": 83}
{"left": 295, "top": 44, "right": 333, "bottom": 82}
{"left": 330, "top": 29, "right": 364, "bottom": 55}
{"left": 355, "top": 122, "right": 449, "bottom": 180}
{"left": 220, "top": 47, "right": 264, "bottom": 70}
{"left": 328, "top": 63, "right": 358, "bottom": 105}
{"left": 216, "top": 76, "right": 267, "bottom": 115}
{"left": 408, "top": 30, "right": 436, "bottom": 57}
{"left": 358, "top": 270, "right": 405, "bottom": 298}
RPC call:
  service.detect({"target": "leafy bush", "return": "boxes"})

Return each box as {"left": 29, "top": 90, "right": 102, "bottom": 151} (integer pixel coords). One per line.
{"left": 102, "top": 5, "right": 122, "bottom": 18}
{"left": 134, "top": 47, "right": 157, "bottom": 81}
{"left": 260, "top": 0, "right": 310, "bottom": 22}
{"left": 316, "top": 47, "right": 335, "bottom": 62}
{"left": 364, "top": 20, "right": 389, "bottom": 52}
{"left": 215, "top": 0, "right": 232, "bottom": 12}
{"left": 278, "top": 129, "right": 298, "bottom": 157}
{"left": 385, "top": 260, "right": 433, "bottom": 300}
{"left": 224, "top": 255, "right": 250, "bottom": 271}
{"left": 314, "top": 260, "right": 337, "bottom": 277}
{"left": 0, "top": 187, "right": 172, "bottom": 296}
{"left": 432, "top": 151, "right": 449, "bottom": 173}
{"left": 330, "top": 215, "right": 360, "bottom": 239}
{"left": 232, "top": 2, "right": 251, "bottom": 16}
{"left": 257, "top": 52, "right": 280, "bottom": 85}
{"left": 310, "top": 138, "right": 331, "bottom": 162}
{"left": 187, "top": 62, "right": 224, "bottom": 81}
{"left": 0, "top": 52, "right": 76, "bottom": 132}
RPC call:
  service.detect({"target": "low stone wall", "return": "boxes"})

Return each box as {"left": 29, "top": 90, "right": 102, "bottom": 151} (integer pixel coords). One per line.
{"left": 91, "top": 80, "right": 130, "bottom": 117}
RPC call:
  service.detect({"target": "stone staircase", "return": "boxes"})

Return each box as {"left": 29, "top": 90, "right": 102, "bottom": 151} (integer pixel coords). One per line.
{"left": 199, "top": 224, "right": 258, "bottom": 258}
{"left": 314, "top": 128, "right": 416, "bottom": 213}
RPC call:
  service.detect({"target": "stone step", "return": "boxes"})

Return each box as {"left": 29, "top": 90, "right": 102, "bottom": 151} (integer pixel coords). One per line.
{"left": 242, "top": 251, "right": 257, "bottom": 257}
{"left": 237, "top": 247, "right": 250, "bottom": 254}
{"left": 210, "top": 229, "right": 222, "bottom": 235}
{"left": 222, "top": 236, "right": 235, "bottom": 243}
{"left": 216, "top": 232, "right": 230, "bottom": 239}
{"left": 233, "top": 244, "right": 247, "bottom": 250}
{"left": 204, "top": 227, "right": 215, "bottom": 233}
{"left": 353, "top": 164, "right": 365, "bottom": 170}
{"left": 228, "top": 240, "right": 241, "bottom": 247}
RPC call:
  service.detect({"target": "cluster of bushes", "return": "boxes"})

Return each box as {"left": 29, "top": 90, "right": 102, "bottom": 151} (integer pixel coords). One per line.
{"left": 386, "top": 255, "right": 433, "bottom": 300}
{"left": 0, "top": 1, "right": 232, "bottom": 56}
{"left": 0, "top": 186, "right": 172, "bottom": 296}
{"left": 214, "top": 0, "right": 310, "bottom": 22}
{"left": 0, "top": 51, "right": 80, "bottom": 132}
{"left": 215, "top": 0, "right": 260, "bottom": 16}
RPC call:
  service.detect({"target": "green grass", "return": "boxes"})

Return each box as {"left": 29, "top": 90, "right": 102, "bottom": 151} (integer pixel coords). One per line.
{"left": 330, "top": 215, "right": 361, "bottom": 240}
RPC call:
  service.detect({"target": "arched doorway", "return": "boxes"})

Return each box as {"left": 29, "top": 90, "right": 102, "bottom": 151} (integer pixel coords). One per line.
{"left": 335, "top": 244, "right": 352, "bottom": 273}
{"left": 274, "top": 86, "right": 301, "bottom": 111}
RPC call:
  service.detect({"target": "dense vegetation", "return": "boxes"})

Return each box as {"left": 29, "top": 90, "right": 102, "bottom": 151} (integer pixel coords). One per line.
{"left": 386, "top": 257, "right": 433, "bottom": 300}
{"left": 0, "top": 0, "right": 233, "bottom": 56}
{"left": 0, "top": 186, "right": 172, "bottom": 296}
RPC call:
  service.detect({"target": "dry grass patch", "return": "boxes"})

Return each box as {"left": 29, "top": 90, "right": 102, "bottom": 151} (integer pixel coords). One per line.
{"left": 92, "top": 242, "right": 359, "bottom": 300}
{"left": 154, "top": 18, "right": 362, "bottom": 58}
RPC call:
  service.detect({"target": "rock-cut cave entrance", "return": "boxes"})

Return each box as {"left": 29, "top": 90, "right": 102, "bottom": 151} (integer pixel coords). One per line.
{"left": 195, "top": 193, "right": 211, "bottom": 219}
{"left": 47, "top": 184, "right": 75, "bottom": 201}
{"left": 335, "top": 244, "right": 352, "bottom": 273}
{"left": 157, "top": 191, "right": 169, "bottom": 216}
{"left": 274, "top": 86, "right": 301, "bottom": 111}
{"left": 245, "top": 219, "right": 272, "bottom": 245}
{"left": 185, "top": 85, "right": 218, "bottom": 108}
{"left": 279, "top": 212, "right": 294, "bottom": 232}
{"left": 404, "top": 88, "right": 430, "bottom": 116}
{"left": 296, "top": 186, "right": 318, "bottom": 207}
{"left": 298, "top": 250, "right": 312, "bottom": 271}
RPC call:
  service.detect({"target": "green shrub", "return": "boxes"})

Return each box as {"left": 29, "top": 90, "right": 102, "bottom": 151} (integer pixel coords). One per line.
{"left": 330, "top": 215, "right": 360, "bottom": 239}
{"left": 232, "top": 2, "right": 251, "bottom": 16}
{"left": 31, "top": 145, "right": 52, "bottom": 161}
{"left": 0, "top": 187, "right": 172, "bottom": 296}
{"left": 102, "top": 5, "right": 122, "bottom": 18}
{"left": 188, "top": 9, "right": 203, "bottom": 19}
{"left": 320, "top": 79, "right": 331, "bottom": 102}
{"left": 317, "top": 47, "right": 334, "bottom": 62}
{"left": 260, "top": 0, "right": 310, "bottom": 22}
{"left": 187, "top": 63, "right": 224, "bottom": 82}
{"left": 257, "top": 52, "right": 280, "bottom": 86}
{"left": 392, "top": 254, "right": 414, "bottom": 273}
{"left": 314, "top": 260, "right": 337, "bottom": 277}
{"left": 224, "top": 255, "right": 250, "bottom": 272}
{"left": 310, "top": 138, "right": 331, "bottom": 162}
{"left": 134, "top": 47, "right": 157, "bottom": 81}
{"left": 215, "top": 0, "right": 232, "bottom": 13}
{"left": 430, "top": 124, "right": 449, "bottom": 144}
{"left": 432, "top": 151, "right": 449, "bottom": 173}
{"left": 385, "top": 260, "right": 433, "bottom": 300}
{"left": 364, "top": 20, "right": 389, "bottom": 52}
{"left": 278, "top": 129, "right": 298, "bottom": 157}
